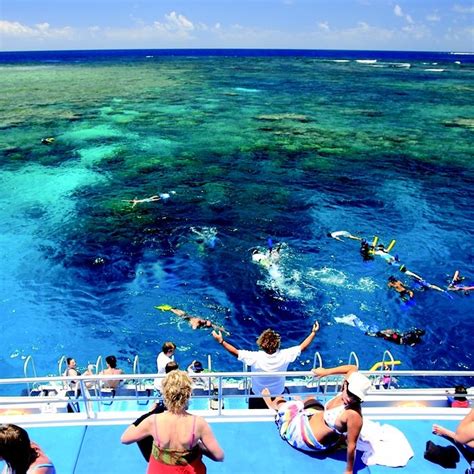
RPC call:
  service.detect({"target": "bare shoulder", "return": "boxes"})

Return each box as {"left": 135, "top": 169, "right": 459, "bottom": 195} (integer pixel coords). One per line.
{"left": 194, "top": 414, "right": 210, "bottom": 430}
{"left": 345, "top": 408, "right": 363, "bottom": 426}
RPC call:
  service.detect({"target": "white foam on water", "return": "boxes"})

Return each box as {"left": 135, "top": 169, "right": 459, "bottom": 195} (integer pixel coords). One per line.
{"left": 234, "top": 87, "right": 261, "bottom": 93}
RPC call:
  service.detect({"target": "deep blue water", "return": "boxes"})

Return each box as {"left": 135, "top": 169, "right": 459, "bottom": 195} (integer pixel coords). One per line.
{"left": 1, "top": 48, "right": 474, "bottom": 63}
{"left": 0, "top": 49, "right": 472, "bottom": 383}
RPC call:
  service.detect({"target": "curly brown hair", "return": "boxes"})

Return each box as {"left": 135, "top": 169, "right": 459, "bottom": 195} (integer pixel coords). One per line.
{"left": 257, "top": 329, "right": 281, "bottom": 354}
{"left": 161, "top": 370, "right": 193, "bottom": 413}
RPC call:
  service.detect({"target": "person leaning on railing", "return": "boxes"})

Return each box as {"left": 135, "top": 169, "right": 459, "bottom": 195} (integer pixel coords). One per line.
{"left": 211, "top": 321, "right": 319, "bottom": 409}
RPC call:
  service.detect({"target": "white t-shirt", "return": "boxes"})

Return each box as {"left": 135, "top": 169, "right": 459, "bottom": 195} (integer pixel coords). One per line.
{"left": 237, "top": 346, "right": 301, "bottom": 396}
{"left": 155, "top": 352, "right": 174, "bottom": 391}
{"left": 156, "top": 352, "right": 174, "bottom": 374}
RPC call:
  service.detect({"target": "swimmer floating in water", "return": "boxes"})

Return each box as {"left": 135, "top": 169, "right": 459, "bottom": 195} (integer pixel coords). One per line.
{"left": 252, "top": 242, "right": 282, "bottom": 267}
{"left": 399, "top": 265, "right": 446, "bottom": 293}
{"left": 448, "top": 270, "right": 474, "bottom": 294}
{"left": 388, "top": 276, "right": 414, "bottom": 301}
{"left": 122, "top": 192, "right": 175, "bottom": 208}
{"left": 122, "top": 195, "right": 161, "bottom": 208}
{"left": 360, "top": 239, "right": 374, "bottom": 261}
{"left": 366, "top": 328, "right": 425, "bottom": 346}
{"left": 155, "top": 305, "right": 229, "bottom": 335}
{"left": 190, "top": 226, "right": 219, "bottom": 249}
{"left": 327, "top": 230, "right": 363, "bottom": 242}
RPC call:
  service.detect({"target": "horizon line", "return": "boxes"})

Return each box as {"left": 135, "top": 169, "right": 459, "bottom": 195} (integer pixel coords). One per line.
{"left": 1, "top": 47, "right": 473, "bottom": 55}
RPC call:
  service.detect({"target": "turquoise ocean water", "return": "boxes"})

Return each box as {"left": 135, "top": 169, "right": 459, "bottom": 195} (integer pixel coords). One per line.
{"left": 0, "top": 50, "right": 473, "bottom": 381}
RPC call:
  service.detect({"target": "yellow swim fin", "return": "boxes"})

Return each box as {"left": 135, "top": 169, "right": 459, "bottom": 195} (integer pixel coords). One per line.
{"left": 154, "top": 304, "right": 173, "bottom": 311}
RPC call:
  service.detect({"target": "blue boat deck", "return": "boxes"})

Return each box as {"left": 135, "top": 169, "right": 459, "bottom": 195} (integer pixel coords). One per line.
{"left": 2, "top": 417, "right": 469, "bottom": 473}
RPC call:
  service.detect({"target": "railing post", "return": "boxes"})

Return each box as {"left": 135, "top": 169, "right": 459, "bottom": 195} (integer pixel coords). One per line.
{"left": 218, "top": 374, "right": 223, "bottom": 416}
{"left": 78, "top": 379, "right": 93, "bottom": 419}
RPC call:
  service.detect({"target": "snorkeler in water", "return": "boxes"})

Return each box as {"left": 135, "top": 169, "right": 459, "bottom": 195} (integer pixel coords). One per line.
{"left": 388, "top": 276, "right": 414, "bottom": 301}
{"left": 327, "top": 230, "right": 363, "bottom": 242}
{"left": 122, "top": 192, "right": 175, "bottom": 208}
{"left": 366, "top": 328, "right": 425, "bottom": 346}
{"left": 156, "top": 306, "right": 229, "bottom": 335}
{"left": 251, "top": 242, "right": 282, "bottom": 267}
{"left": 399, "top": 264, "right": 446, "bottom": 293}
{"left": 360, "top": 239, "right": 375, "bottom": 261}
{"left": 190, "top": 226, "right": 219, "bottom": 249}
{"left": 448, "top": 270, "right": 474, "bottom": 294}
{"left": 122, "top": 195, "right": 161, "bottom": 208}
{"left": 373, "top": 246, "right": 399, "bottom": 265}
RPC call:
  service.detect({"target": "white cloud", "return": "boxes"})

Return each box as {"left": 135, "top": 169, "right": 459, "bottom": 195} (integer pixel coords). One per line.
{"left": 165, "top": 11, "right": 194, "bottom": 31}
{"left": 152, "top": 11, "right": 194, "bottom": 38}
{"left": 394, "top": 5, "right": 404, "bottom": 17}
{"left": 0, "top": 20, "right": 73, "bottom": 39}
{"left": 444, "top": 25, "right": 474, "bottom": 44}
{"left": 394, "top": 4, "right": 415, "bottom": 25}
{"left": 426, "top": 13, "right": 441, "bottom": 22}
{"left": 453, "top": 4, "right": 474, "bottom": 14}
{"left": 318, "top": 21, "right": 330, "bottom": 31}
{"left": 401, "top": 23, "right": 430, "bottom": 40}
{"left": 0, "top": 20, "right": 33, "bottom": 36}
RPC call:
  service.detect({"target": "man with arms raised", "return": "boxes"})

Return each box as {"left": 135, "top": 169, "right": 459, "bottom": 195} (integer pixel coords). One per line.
{"left": 212, "top": 322, "right": 319, "bottom": 408}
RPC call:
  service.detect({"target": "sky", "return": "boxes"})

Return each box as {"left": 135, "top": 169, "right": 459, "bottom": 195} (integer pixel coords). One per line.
{"left": 0, "top": 0, "right": 473, "bottom": 52}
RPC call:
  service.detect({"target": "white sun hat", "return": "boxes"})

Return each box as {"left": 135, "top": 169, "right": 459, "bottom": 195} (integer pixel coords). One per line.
{"left": 347, "top": 372, "right": 372, "bottom": 401}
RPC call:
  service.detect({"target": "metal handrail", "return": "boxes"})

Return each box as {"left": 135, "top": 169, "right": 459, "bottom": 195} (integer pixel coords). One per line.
{"left": 378, "top": 350, "right": 396, "bottom": 388}
{"left": 2, "top": 370, "right": 474, "bottom": 385}
{"left": 132, "top": 355, "right": 140, "bottom": 376}
{"left": 95, "top": 356, "right": 103, "bottom": 374}
{"left": 1, "top": 370, "right": 473, "bottom": 423}
{"left": 23, "top": 356, "right": 37, "bottom": 395}
{"left": 348, "top": 351, "right": 360, "bottom": 369}
{"left": 58, "top": 356, "right": 66, "bottom": 377}
{"left": 312, "top": 351, "right": 323, "bottom": 369}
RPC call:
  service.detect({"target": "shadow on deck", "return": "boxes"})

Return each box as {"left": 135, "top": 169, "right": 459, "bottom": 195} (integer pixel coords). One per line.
{"left": 1, "top": 417, "right": 469, "bottom": 473}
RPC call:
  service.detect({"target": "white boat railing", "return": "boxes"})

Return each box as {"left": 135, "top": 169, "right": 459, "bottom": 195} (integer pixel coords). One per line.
{"left": 0, "top": 370, "right": 473, "bottom": 421}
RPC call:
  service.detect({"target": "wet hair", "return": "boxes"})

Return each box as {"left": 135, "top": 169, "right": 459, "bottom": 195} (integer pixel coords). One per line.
{"left": 165, "top": 361, "right": 179, "bottom": 373}
{"left": 388, "top": 276, "right": 397, "bottom": 283}
{"left": 326, "top": 232, "right": 332, "bottom": 237}
{"left": 105, "top": 355, "right": 117, "bottom": 369}
{"left": 257, "top": 329, "right": 281, "bottom": 354}
{"left": 0, "top": 424, "right": 37, "bottom": 474}
{"left": 162, "top": 342, "right": 176, "bottom": 354}
{"left": 161, "top": 370, "right": 192, "bottom": 413}
{"left": 191, "top": 360, "right": 204, "bottom": 372}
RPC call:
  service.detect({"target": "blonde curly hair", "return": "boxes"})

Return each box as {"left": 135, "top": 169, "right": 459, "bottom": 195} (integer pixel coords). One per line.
{"left": 161, "top": 370, "right": 193, "bottom": 413}
{"left": 257, "top": 329, "right": 281, "bottom": 354}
